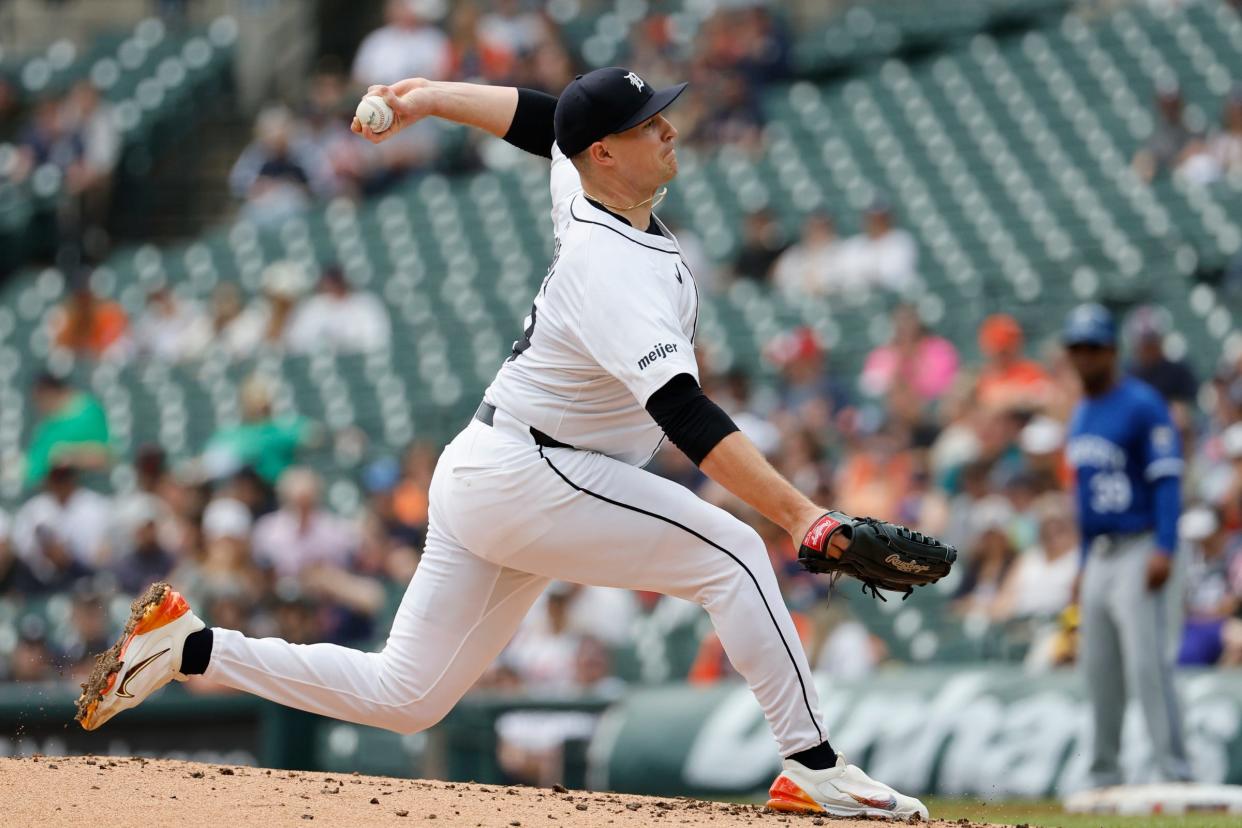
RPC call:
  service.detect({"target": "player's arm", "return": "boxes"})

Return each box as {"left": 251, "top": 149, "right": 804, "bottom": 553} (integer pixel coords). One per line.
{"left": 352, "top": 80, "right": 556, "bottom": 158}
{"left": 1140, "top": 395, "right": 1183, "bottom": 588}
{"left": 646, "top": 374, "right": 833, "bottom": 548}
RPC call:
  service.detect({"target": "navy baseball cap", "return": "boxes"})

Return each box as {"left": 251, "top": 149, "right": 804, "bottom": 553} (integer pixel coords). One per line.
{"left": 554, "top": 67, "right": 688, "bottom": 158}
{"left": 1062, "top": 303, "right": 1117, "bottom": 347}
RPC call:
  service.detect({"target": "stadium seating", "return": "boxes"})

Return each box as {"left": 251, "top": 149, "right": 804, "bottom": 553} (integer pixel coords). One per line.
{"left": 0, "top": 16, "right": 238, "bottom": 273}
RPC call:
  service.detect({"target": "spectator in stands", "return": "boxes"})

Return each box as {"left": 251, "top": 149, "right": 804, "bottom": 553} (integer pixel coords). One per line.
{"left": 503, "top": 581, "right": 586, "bottom": 694}
{"left": 207, "top": 269, "right": 302, "bottom": 359}
{"left": 23, "top": 371, "right": 110, "bottom": 490}
{"left": 12, "top": 462, "right": 111, "bottom": 572}
{"left": 131, "top": 284, "right": 211, "bottom": 362}
{"left": 735, "top": 4, "right": 792, "bottom": 85}
{"left": 59, "top": 579, "right": 114, "bottom": 680}
{"left": 1207, "top": 421, "right": 1242, "bottom": 530}
{"left": 0, "top": 509, "right": 37, "bottom": 596}
{"left": 991, "top": 494, "right": 1079, "bottom": 623}
{"left": 252, "top": 467, "right": 359, "bottom": 579}
{"left": 201, "top": 374, "right": 316, "bottom": 485}
{"left": 731, "top": 209, "right": 786, "bottom": 282}
{"left": 837, "top": 201, "right": 919, "bottom": 294}
{"left": 206, "top": 282, "right": 251, "bottom": 358}
{"left": 953, "top": 495, "right": 1018, "bottom": 616}
{"left": 229, "top": 107, "right": 315, "bottom": 226}
{"left": 860, "top": 304, "right": 959, "bottom": 402}
{"left": 268, "top": 584, "right": 324, "bottom": 644}
{"left": 447, "top": 3, "right": 514, "bottom": 84}
{"left": 835, "top": 420, "right": 916, "bottom": 523}
{"left": 286, "top": 266, "right": 392, "bottom": 353}
{"left": 1133, "top": 84, "right": 1195, "bottom": 182}
{"left": 113, "top": 444, "right": 189, "bottom": 555}
{"left": 13, "top": 98, "right": 81, "bottom": 184}
{"left": 352, "top": 0, "right": 451, "bottom": 88}
{"left": 61, "top": 79, "right": 120, "bottom": 259}
{"left": 812, "top": 602, "right": 887, "bottom": 679}
{"left": 521, "top": 38, "right": 574, "bottom": 96}
{"left": 974, "top": 314, "right": 1051, "bottom": 412}
{"left": 766, "top": 326, "right": 851, "bottom": 431}
{"left": 770, "top": 212, "right": 843, "bottom": 297}
{"left": 1178, "top": 506, "right": 1239, "bottom": 665}
{"left": 300, "top": 64, "right": 368, "bottom": 199}
{"left": 495, "top": 631, "right": 621, "bottom": 786}
{"left": 170, "top": 496, "right": 262, "bottom": 612}
{"left": 0, "top": 76, "right": 18, "bottom": 130}
{"left": 361, "top": 456, "right": 423, "bottom": 550}
{"left": 1208, "top": 91, "right": 1242, "bottom": 175}
{"left": 8, "top": 616, "right": 57, "bottom": 683}
{"left": 478, "top": 0, "right": 548, "bottom": 62}
{"left": 48, "top": 275, "right": 130, "bottom": 360}
{"left": 689, "top": 70, "right": 765, "bottom": 152}
{"left": 1018, "top": 414, "right": 1068, "bottom": 494}
{"left": 110, "top": 494, "right": 177, "bottom": 594}
{"left": 391, "top": 441, "right": 438, "bottom": 541}
{"left": 1124, "top": 305, "right": 1198, "bottom": 411}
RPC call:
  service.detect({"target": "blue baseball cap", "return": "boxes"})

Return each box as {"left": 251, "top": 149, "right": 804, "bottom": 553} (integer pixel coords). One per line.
{"left": 554, "top": 67, "right": 688, "bottom": 158}
{"left": 1062, "top": 303, "right": 1117, "bottom": 347}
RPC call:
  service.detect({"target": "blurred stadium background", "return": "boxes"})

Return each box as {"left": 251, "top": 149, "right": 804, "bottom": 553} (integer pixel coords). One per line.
{"left": 1, "top": 0, "right": 1242, "bottom": 807}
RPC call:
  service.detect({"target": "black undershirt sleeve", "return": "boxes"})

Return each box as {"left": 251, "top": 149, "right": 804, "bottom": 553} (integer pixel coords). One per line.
{"left": 502, "top": 88, "right": 558, "bottom": 159}
{"left": 645, "top": 373, "right": 740, "bottom": 466}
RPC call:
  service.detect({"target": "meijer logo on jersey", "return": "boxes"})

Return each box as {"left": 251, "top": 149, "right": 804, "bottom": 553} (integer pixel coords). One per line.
{"left": 637, "top": 342, "right": 679, "bottom": 370}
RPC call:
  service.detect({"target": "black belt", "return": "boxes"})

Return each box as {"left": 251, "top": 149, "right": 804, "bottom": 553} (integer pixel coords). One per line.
{"left": 474, "top": 402, "right": 574, "bottom": 450}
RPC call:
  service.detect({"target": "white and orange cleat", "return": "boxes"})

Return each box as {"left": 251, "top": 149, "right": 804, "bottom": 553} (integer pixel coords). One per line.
{"left": 75, "top": 582, "right": 205, "bottom": 731}
{"left": 767, "top": 755, "right": 929, "bottom": 820}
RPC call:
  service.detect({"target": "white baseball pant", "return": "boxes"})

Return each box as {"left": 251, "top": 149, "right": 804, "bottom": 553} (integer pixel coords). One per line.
{"left": 203, "top": 406, "right": 829, "bottom": 755}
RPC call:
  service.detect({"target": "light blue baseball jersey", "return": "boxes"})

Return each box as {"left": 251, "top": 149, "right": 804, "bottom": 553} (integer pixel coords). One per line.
{"left": 1066, "top": 377, "right": 1182, "bottom": 549}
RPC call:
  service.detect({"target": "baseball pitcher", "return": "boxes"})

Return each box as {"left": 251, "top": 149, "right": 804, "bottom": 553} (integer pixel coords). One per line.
{"left": 76, "top": 68, "right": 954, "bottom": 817}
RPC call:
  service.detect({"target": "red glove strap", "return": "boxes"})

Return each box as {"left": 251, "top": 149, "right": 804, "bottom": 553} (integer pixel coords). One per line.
{"left": 803, "top": 513, "right": 844, "bottom": 551}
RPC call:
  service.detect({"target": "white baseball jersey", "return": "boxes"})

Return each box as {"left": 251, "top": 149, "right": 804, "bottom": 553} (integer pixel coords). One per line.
{"left": 483, "top": 143, "right": 700, "bottom": 466}
{"left": 195, "top": 128, "right": 831, "bottom": 767}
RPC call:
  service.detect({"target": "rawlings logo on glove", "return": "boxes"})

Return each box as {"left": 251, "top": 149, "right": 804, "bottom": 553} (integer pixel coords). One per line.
{"left": 797, "top": 511, "right": 957, "bottom": 600}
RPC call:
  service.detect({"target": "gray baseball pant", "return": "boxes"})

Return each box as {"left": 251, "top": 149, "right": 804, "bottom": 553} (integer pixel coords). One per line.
{"left": 1080, "top": 530, "right": 1192, "bottom": 786}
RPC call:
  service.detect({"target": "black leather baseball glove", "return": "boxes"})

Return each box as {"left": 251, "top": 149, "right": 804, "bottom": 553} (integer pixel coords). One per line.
{"left": 797, "top": 511, "right": 957, "bottom": 600}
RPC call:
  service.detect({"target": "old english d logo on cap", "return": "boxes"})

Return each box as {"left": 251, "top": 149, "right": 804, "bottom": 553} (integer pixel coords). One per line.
{"left": 624, "top": 71, "right": 645, "bottom": 92}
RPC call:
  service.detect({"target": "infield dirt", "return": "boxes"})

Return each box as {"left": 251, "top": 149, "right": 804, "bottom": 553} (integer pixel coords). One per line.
{"left": 0, "top": 755, "right": 1004, "bottom": 827}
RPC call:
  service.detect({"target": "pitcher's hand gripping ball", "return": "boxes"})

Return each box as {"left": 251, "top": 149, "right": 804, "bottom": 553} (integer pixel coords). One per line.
{"left": 356, "top": 94, "right": 394, "bottom": 133}
{"left": 798, "top": 511, "right": 957, "bottom": 600}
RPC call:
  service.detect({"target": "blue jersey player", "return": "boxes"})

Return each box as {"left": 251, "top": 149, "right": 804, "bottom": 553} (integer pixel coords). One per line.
{"left": 1063, "top": 303, "right": 1192, "bottom": 787}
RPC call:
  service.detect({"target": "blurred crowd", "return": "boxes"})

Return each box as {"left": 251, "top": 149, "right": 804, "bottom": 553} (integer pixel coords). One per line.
{"left": 3, "top": 78, "right": 120, "bottom": 264}
{"left": 728, "top": 200, "right": 920, "bottom": 294}
{"left": 43, "top": 258, "right": 391, "bottom": 365}
{"left": 1133, "top": 83, "right": 1242, "bottom": 186}
{"left": 7, "top": 289, "right": 1242, "bottom": 697}
{"left": 231, "top": 0, "right": 790, "bottom": 226}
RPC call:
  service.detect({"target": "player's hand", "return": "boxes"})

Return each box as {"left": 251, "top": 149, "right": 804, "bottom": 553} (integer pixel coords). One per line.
{"left": 1146, "top": 552, "right": 1172, "bottom": 590}
{"left": 792, "top": 508, "right": 851, "bottom": 560}
{"left": 351, "top": 78, "right": 434, "bottom": 144}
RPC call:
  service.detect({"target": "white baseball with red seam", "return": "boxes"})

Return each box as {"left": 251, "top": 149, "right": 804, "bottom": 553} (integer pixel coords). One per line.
{"left": 356, "top": 94, "right": 394, "bottom": 133}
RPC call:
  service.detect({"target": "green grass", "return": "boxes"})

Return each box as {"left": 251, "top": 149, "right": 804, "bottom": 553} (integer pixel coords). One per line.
{"left": 926, "top": 798, "right": 1240, "bottom": 828}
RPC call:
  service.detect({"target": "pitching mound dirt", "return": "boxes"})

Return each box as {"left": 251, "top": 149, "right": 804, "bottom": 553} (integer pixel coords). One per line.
{"left": 0, "top": 755, "right": 997, "bottom": 827}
